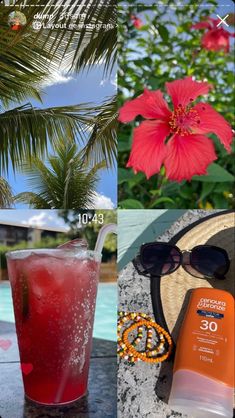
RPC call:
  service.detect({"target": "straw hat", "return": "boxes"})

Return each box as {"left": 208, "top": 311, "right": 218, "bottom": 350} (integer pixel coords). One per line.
{"left": 160, "top": 211, "right": 235, "bottom": 342}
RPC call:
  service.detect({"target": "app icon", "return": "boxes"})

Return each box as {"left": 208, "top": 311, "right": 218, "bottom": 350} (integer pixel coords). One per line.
{"left": 8, "top": 11, "right": 27, "bottom": 31}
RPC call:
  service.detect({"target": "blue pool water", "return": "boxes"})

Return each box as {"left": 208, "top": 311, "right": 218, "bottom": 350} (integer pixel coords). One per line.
{"left": 0, "top": 282, "right": 117, "bottom": 341}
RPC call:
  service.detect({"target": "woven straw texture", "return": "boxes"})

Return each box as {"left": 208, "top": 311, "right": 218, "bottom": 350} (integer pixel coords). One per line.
{"left": 160, "top": 212, "right": 235, "bottom": 341}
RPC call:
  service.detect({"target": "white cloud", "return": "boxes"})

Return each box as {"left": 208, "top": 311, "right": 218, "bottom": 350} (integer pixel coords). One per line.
{"left": 21, "top": 211, "right": 69, "bottom": 231}
{"left": 40, "top": 70, "right": 73, "bottom": 87}
{"left": 22, "top": 212, "right": 47, "bottom": 228}
{"left": 92, "top": 193, "right": 115, "bottom": 209}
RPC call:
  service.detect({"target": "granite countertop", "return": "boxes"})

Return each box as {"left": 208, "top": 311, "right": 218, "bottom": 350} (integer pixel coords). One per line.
{"left": 117, "top": 210, "right": 221, "bottom": 418}
{"left": 0, "top": 321, "right": 117, "bottom": 418}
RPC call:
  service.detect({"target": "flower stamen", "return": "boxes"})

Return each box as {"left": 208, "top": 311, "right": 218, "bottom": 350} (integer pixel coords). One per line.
{"left": 169, "top": 105, "right": 200, "bottom": 136}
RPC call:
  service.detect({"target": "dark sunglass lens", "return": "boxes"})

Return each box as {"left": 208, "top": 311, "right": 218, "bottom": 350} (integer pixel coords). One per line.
{"left": 191, "top": 246, "right": 229, "bottom": 279}
{"left": 141, "top": 244, "right": 180, "bottom": 275}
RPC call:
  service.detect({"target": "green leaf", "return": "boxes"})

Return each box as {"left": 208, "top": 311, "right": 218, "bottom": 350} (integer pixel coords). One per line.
{"left": 212, "top": 195, "right": 229, "bottom": 209}
{"left": 118, "top": 140, "right": 131, "bottom": 152}
{"left": 119, "top": 199, "right": 144, "bottom": 209}
{"left": 148, "top": 76, "right": 159, "bottom": 89}
{"left": 158, "top": 25, "right": 169, "bottom": 43}
{"left": 128, "top": 172, "right": 145, "bottom": 186}
{"left": 149, "top": 197, "right": 174, "bottom": 208}
{"left": 118, "top": 168, "right": 134, "bottom": 184}
{"left": 200, "top": 182, "right": 215, "bottom": 201}
{"left": 192, "top": 164, "right": 234, "bottom": 183}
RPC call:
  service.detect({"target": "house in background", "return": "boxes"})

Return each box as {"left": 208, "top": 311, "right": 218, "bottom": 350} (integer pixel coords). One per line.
{"left": 0, "top": 220, "right": 67, "bottom": 247}
{"left": 0, "top": 220, "right": 68, "bottom": 281}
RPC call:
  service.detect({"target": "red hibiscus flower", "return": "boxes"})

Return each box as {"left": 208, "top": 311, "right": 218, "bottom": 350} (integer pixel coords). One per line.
{"left": 131, "top": 15, "right": 143, "bottom": 29}
{"left": 191, "top": 17, "right": 235, "bottom": 53}
{"left": 118, "top": 77, "right": 233, "bottom": 182}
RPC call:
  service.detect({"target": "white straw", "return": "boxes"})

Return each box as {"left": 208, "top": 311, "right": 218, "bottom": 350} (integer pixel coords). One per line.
{"left": 94, "top": 223, "right": 117, "bottom": 254}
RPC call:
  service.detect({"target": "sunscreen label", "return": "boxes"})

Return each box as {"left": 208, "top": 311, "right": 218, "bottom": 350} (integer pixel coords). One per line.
{"left": 197, "top": 297, "right": 226, "bottom": 311}
{"left": 174, "top": 288, "right": 234, "bottom": 386}
{"left": 197, "top": 310, "right": 224, "bottom": 319}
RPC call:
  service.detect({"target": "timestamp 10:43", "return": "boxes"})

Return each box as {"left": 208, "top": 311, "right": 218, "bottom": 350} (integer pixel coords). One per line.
{"left": 77, "top": 213, "right": 104, "bottom": 225}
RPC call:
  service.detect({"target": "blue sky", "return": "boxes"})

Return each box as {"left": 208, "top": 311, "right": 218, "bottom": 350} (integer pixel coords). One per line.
{"left": 6, "top": 64, "right": 117, "bottom": 209}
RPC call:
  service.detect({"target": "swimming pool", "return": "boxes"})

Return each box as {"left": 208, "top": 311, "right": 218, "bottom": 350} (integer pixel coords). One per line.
{"left": 0, "top": 281, "right": 117, "bottom": 342}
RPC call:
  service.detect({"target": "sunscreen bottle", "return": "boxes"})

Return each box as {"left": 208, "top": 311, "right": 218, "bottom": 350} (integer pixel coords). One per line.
{"left": 169, "top": 288, "right": 234, "bottom": 418}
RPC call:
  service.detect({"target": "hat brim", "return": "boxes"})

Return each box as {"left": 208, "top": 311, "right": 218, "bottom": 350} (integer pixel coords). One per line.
{"left": 160, "top": 211, "right": 235, "bottom": 342}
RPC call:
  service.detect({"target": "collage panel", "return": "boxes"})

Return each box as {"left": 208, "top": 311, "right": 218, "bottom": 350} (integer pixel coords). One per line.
{"left": 0, "top": 209, "right": 117, "bottom": 416}
{"left": 0, "top": 0, "right": 117, "bottom": 210}
{"left": 118, "top": 0, "right": 234, "bottom": 210}
{"left": 117, "top": 209, "right": 234, "bottom": 418}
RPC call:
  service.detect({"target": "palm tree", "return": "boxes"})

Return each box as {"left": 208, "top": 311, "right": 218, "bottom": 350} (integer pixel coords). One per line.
{"left": 14, "top": 141, "right": 106, "bottom": 209}
{"left": 0, "top": 177, "right": 14, "bottom": 208}
{"left": 0, "top": 0, "right": 117, "bottom": 173}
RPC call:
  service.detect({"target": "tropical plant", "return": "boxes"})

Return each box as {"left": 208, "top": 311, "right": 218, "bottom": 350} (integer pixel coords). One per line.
{"left": 0, "top": 103, "right": 97, "bottom": 172}
{"left": 0, "top": 176, "right": 14, "bottom": 207}
{"left": 118, "top": 0, "right": 234, "bottom": 209}
{"left": 14, "top": 140, "right": 106, "bottom": 209}
{"left": 0, "top": 0, "right": 117, "bottom": 178}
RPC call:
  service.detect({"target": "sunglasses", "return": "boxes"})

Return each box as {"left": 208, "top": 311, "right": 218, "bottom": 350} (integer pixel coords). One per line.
{"left": 139, "top": 243, "right": 230, "bottom": 280}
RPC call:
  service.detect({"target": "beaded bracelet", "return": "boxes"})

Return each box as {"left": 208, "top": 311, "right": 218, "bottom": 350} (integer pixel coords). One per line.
{"left": 118, "top": 312, "right": 173, "bottom": 363}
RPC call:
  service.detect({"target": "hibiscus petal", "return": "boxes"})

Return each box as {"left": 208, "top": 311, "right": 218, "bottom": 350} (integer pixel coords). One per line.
{"left": 166, "top": 76, "right": 212, "bottom": 108}
{"left": 202, "top": 29, "right": 230, "bottom": 52}
{"left": 165, "top": 134, "right": 217, "bottom": 182}
{"left": 118, "top": 89, "right": 171, "bottom": 123}
{"left": 193, "top": 103, "right": 233, "bottom": 152}
{"left": 127, "top": 120, "right": 170, "bottom": 179}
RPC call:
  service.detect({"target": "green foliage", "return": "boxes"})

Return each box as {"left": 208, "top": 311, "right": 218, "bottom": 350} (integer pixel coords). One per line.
{"left": 0, "top": 235, "right": 66, "bottom": 270}
{"left": 118, "top": 0, "right": 234, "bottom": 209}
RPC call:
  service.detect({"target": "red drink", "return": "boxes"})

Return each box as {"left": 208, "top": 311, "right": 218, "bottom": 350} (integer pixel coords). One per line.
{"left": 6, "top": 249, "right": 101, "bottom": 405}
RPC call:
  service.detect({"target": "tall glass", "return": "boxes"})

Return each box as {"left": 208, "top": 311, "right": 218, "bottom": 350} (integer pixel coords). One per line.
{"left": 6, "top": 248, "right": 101, "bottom": 406}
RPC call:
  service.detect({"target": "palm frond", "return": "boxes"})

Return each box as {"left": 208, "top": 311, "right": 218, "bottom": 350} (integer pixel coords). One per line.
{"left": 14, "top": 192, "right": 50, "bottom": 209}
{"left": 0, "top": 176, "right": 14, "bottom": 208}
{"left": 82, "top": 96, "right": 118, "bottom": 167}
{"left": 0, "top": 0, "right": 117, "bottom": 77}
{"left": 0, "top": 103, "right": 96, "bottom": 173}
{"left": 64, "top": 1, "right": 117, "bottom": 75}
{"left": 14, "top": 140, "right": 105, "bottom": 209}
